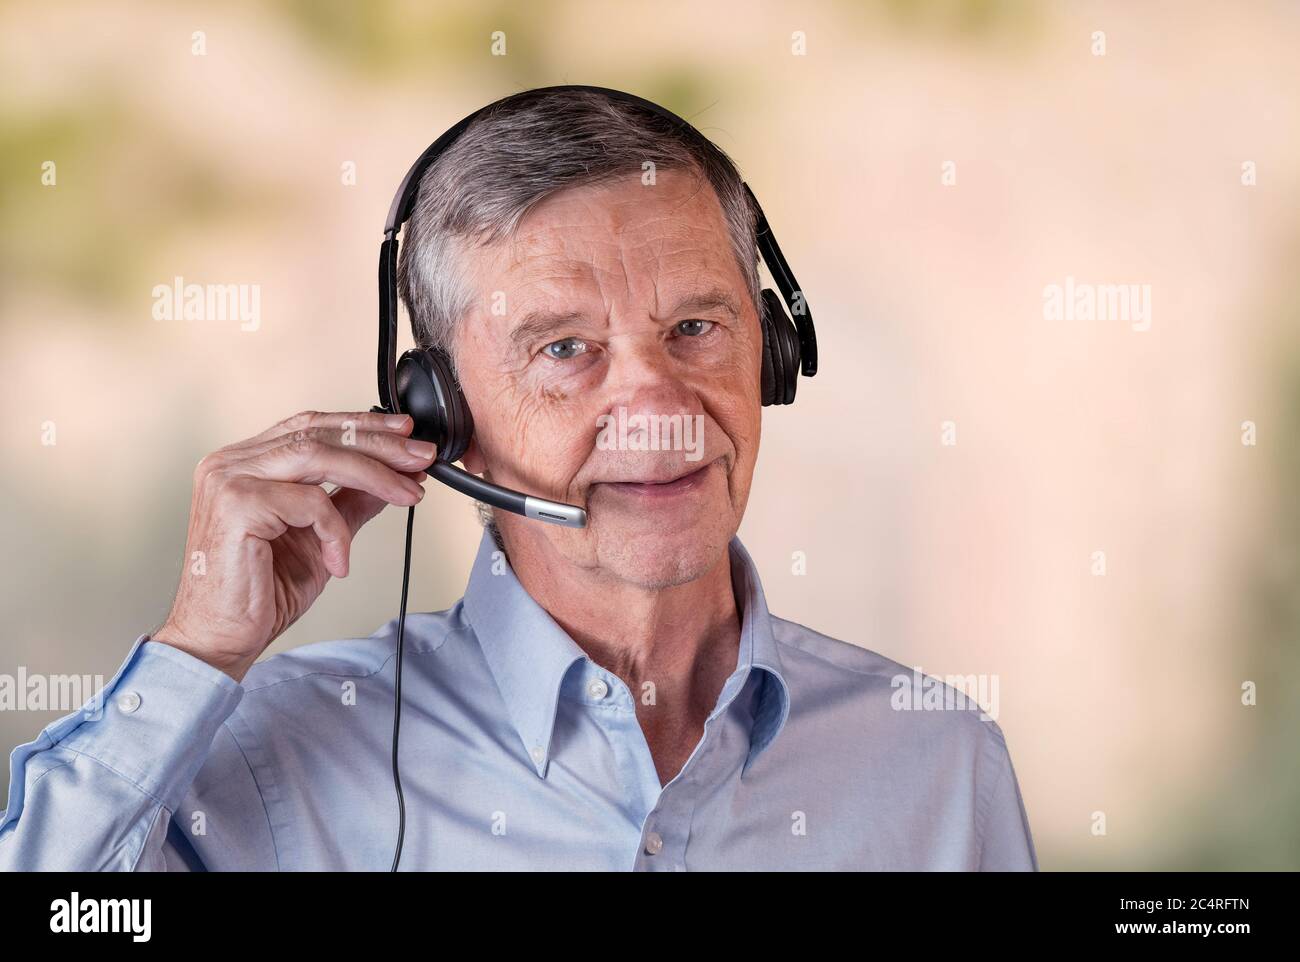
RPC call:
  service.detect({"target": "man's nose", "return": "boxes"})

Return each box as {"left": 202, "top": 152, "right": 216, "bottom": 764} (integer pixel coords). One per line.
{"left": 601, "top": 332, "right": 700, "bottom": 417}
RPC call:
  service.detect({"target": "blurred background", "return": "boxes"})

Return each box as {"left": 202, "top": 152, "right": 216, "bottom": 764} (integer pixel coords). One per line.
{"left": 2, "top": 0, "right": 1298, "bottom": 869}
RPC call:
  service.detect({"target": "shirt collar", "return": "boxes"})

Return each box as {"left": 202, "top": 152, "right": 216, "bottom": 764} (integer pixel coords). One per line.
{"left": 462, "top": 528, "right": 791, "bottom": 779}
{"left": 726, "top": 535, "right": 792, "bottom": 773}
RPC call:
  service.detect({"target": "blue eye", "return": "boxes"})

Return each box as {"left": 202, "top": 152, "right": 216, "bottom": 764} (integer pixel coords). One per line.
{"left": 676, "top": 319, "right": 714, "bottom": 337}
{"left": 543, "top": 337, "right": 588, "bottom": 360}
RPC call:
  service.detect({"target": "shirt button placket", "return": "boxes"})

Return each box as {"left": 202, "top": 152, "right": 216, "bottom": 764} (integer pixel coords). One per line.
{"left": 636, "top": 729, "right": 716, "bottom": 871}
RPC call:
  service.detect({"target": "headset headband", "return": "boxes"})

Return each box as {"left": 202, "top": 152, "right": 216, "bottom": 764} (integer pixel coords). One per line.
{"left": 377, "top": 84, "right": 816, "bottom": 414}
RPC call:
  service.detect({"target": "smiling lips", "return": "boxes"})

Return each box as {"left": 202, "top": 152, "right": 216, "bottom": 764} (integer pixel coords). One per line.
{"left": 596, "top": 460, "right": 717, "bottom": 498}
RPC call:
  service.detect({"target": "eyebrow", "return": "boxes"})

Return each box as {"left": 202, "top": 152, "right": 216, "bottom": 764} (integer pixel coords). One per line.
{"left": 506, "top": 288, "right": 742, "bottom": 349}
{"left": 667, "top": 288, "right": 742, "bottom": 321}
{"left": 507, "top": 310, "right": 587, "bottom": 349}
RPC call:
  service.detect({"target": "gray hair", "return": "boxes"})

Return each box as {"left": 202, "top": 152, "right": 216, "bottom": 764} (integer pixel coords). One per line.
{"left": 395, "top": 88, "right": 762, "bottom": 547}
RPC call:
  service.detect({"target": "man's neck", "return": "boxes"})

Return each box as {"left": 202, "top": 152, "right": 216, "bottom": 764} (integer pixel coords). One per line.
{"left": 504, "top": 532, "right": 743, "bottom": 785}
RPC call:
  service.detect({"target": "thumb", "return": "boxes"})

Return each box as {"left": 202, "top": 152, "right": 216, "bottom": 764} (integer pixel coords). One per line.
{"left": 331, "top": 486, "right": 387, "bottom": 536}
{"left": 330, "top": 475, "right": 418, "bottom": 536}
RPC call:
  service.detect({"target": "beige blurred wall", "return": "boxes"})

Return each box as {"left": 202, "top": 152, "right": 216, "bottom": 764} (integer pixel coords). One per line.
{"left": 3, "top": 0, "right": 1298, "bottom": 869}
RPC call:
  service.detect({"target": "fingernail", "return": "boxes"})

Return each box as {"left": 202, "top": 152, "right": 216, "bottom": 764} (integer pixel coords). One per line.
{"left": 386, "top": 414, "right": 412, "bottom": 430}
{"left": 406, "top": 439, "right": 436, "bottom": 460}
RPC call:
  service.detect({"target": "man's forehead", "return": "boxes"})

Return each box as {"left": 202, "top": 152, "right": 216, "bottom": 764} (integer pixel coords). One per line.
{"left": 472, "top": 235, "right": 736, "bottom": 314}
{"left": 504, "top": 267, "right": 740, "bottom": 315}
{"left": 460, "top": 172, "right": 744, "bottom": 324}
{"left": 502, "top": 229, "right": 731, "bottom": 295}
{"left": 502, "top": 172, "right": 731, "bottom": 259}
{"left": 502, "top": 215, "right": 729, "bottom": 267}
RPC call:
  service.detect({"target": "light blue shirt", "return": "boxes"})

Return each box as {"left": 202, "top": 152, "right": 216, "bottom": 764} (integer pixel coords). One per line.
{"left": 1, "top": 530, "right": 1037, "bottom": 871}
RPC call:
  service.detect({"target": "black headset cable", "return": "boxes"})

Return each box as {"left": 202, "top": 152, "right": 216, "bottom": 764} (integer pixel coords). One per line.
{"left": 390, "top": 504, "right": 415, "bottom": 871}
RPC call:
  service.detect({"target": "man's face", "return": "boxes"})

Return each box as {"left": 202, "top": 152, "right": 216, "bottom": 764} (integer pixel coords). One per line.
{"left": 456, "top": 168, "right": 763, "bottom": 587}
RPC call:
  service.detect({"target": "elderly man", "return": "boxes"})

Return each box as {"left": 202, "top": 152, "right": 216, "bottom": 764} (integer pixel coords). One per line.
{"left": 0, "top": 88, "right": 1036, "bottom": 871}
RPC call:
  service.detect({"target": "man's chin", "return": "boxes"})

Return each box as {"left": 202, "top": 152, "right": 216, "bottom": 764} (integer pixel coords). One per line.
{"left": 588, "top": 511, "right": 734, "bottom": 590}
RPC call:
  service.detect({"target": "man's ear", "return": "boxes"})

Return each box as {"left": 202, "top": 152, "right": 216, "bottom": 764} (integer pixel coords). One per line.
{"left": 461, "top": 436, "right": 485, "bottom": 475}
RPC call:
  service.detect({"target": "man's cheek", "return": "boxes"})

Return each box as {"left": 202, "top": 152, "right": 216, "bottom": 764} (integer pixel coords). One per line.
{"left": 555, "top": 427, "right": 596, "bottom": 491}
{"left": 508, "top": 403, "right": 588, "bottom": 482}
{"left": 711, "top": 392, "right": 758, "bottom": 442}
{"left": 502, "top": 390, "right": 549, "bottom": 453}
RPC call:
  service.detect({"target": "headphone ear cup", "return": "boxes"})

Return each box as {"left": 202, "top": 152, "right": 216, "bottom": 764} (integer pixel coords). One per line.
{"left": 760, "top": 303, "right": 779, "bottom": 406}
{"left": 395, "top": 348, "right": 474, "bottom": 463}
{"left": 759, "top": 288, "right": 801, "bottom": 406}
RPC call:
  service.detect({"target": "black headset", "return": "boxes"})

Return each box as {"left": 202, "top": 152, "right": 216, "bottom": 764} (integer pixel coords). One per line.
{"left": 374, "top": 84, "right": 818, "bottom": 530}
{"left": 379, "top": 85, "right": 817, "bottom": 870}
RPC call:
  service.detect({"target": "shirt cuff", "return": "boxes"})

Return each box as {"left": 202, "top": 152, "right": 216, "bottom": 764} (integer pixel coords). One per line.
{"left": 50, "top": 635, "right": 246, "bottom": 813}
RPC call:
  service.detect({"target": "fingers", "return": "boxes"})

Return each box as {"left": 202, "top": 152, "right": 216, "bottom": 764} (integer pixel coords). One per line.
{"left": 200, "top": 413, "right": 438, "bottom": 494}
{"left": 246, "top": 410, "right": 416, "bottom": 447}
{"left": 329, "top": 463, "right": 428, "bottom": 536}
{"left": 235, "top": 480, "right": 355, "bottom": 578}
{"left": 187, "top": 411, "right": 438, "bottom": 571}
{"left": 230, "top": 426, "right": 438, "bottom": 477}
{"left": 230, "top": 439, "right": 429, "bottom": 506}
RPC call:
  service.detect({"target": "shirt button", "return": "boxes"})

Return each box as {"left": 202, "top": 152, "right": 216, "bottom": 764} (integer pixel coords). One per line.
{"left": 587, "top": 678, "right": 609, "bottom": 700}
{"left": 644, "top": 831, "right": 664, "bottom": 856}
{"left": 116, "top": 691, "right": 142, "bottom": 714}
{"left": 529, "top": 746, "right": 545, "bottom": 764}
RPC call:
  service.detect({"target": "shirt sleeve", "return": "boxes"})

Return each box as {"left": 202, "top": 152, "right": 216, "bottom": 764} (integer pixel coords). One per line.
{"left": 976, "top": 727, "right": 1039, "bottom": 871}
{"left": 0, "top": 636, "right": 272, "bottom": 871}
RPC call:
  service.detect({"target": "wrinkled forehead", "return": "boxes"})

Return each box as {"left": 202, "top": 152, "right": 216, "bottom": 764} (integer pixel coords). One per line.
{"left": 475, "top": 171, "right": 741, "bottom": 296}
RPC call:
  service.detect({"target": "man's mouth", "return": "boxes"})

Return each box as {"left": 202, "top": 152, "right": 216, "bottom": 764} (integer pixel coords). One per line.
{"left": 593, "top": 459, "right": 720, "bottom": 499}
